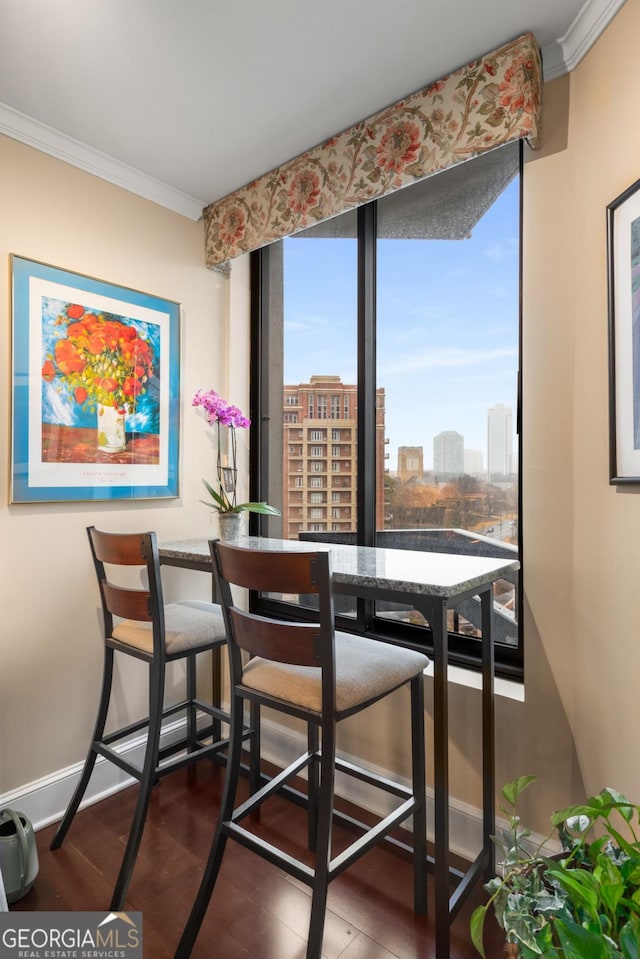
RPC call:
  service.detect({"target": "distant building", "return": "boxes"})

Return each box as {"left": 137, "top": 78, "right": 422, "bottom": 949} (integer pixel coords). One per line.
{"left": 487, "top": 403, "right": 513, "bottom": 480}
{"left": 282, "top": 375, "right": 386, "bottom": 539}
{"left": 433, "top": 430, "right": 464, "bottom": 478}
{"left": 464, "top": 448, "right": 484, "bottom": 476}
{"left": 398, "top": 446, "right": 423, "bottom": 483}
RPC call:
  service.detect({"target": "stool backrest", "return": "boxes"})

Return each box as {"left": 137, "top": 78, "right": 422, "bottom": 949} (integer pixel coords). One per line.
{"left": 210, "top": 541, "right": 336, "bottom": 706}
{"left": 87, "top": 527, "right": 164, "bottom": 656}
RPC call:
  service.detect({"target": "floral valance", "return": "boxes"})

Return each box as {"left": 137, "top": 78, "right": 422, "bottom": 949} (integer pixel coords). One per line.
{"left": 204, "top": 32, "right": 541, "bottom": 270}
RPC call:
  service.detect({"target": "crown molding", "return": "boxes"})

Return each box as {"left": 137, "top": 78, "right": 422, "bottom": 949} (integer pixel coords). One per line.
{"left": 0, "top": 0, "right": 628, "bottom": 214}
{"left": 0, "top": 101, "right": 205, "bottom": 220}
{"left": 541, "top": 0, "right": 627, "bottom": 80}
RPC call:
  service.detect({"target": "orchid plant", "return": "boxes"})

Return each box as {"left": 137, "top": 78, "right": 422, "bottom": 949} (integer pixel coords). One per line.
{"left": 193, "top": 389, "right": 280, "bottom": 516}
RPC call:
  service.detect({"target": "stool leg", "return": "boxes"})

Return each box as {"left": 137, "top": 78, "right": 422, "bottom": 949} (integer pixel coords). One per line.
{"left": 306, "top": 720, "right": 335, "bottom": 959}
{"left": 110, "top": 656, "right": 165, "bottom": 910}
{"left": 411, "top": 673, "right": 428, "bottom": 914}
{"left": 249, "top": 700, "right": 261, "bottom": 795}
{"left": 307, "top": 723, "right": 320, "bottom": 852}
{"left": 174, "top": 691, "right": 246, "bottom": 959}
{"left": 186, "top": 653, "right": 198, "bottom": 752}
{"left": 50, "top": 646, "right": 114, "bottom": 850}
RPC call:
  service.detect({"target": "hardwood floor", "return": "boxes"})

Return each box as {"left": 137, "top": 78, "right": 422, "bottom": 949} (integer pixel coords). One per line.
{"left": 14, "top": 763, "right": 505, "bottom": 959}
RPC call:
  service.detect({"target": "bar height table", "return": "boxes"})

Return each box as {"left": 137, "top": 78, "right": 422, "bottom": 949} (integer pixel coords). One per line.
{"left": 160, "top": 536, "right": 519, "bottom": 959}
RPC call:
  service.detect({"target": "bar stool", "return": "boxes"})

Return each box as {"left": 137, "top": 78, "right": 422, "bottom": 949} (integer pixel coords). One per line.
{"left": 51, "top": 526, "right": 235, "bottom": 910}
{"left": 175, "top": 541, "right": 430, "bottom": 959}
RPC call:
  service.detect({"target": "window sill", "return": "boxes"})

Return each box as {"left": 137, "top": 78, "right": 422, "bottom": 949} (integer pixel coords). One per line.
{"left": 423, "top": 661, "right": 525, "bottom": 702}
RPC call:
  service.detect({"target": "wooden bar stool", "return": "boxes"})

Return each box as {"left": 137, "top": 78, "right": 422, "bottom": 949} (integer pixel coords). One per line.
{"left": 175, "top": 540, "right": 429, "bottom": 959}
{"left": 51, "top": 526, "right": 238, "bottom": 910}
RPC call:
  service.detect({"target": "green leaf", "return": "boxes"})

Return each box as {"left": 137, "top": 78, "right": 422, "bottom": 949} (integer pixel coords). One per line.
{"left": 620, "top": 915, "right": 640, "bottom": 959}
{"left": 503, "top": 776, "right": 538, "bottom": 808}
{"left": 554, "top": 790, "right": 638, "bottom": 831}
{"left": 233, "top": 501, "right": 281, "bottom": 515}
{"left": 528, "top": 924, "right": 558, "bottom": 957}
{"left": 199, "top": 479, "right": 280, "bottom": 516}
{"left": 545, "top": 867, "right": 600, "bottom": 918}
{"left": 551, "top": 804, "right": 596, "bottom": 827}
{"left": 505, "top": 915, "right": 546, "bottom": 954}
{"left": 603, "top": 822, "right": 638, "bottom": 858}
{"left": 601, "top": 788, "right": 635, "bottom": 820}
{"left": 533, "top": 893, "right": 568, "bottom": 915}
{"left": 555, "top": 917, "right": 615, "bottom": 959}
{"left": 565, "top": 814, "right": 591, "bottom": 833}
{"left": 200, "top": 490, "right": 228, "bottom": 510}
{"left": 599, "top": 879, "right": 624, "bottom": 919}
{"left": 201, "top": 478, "right": 231, "bottom": 511}
{"left": 588, "top": 835, "right": 608, "bottom": 859}
{"left": 470, "top": 904, "right": 488, "bottom": 957}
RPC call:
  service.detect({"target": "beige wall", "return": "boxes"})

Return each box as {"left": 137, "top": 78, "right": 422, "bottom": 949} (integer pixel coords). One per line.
{"left": 514, "top": 0, "right": 640, "bottom": 823}
{"left": 560, "top": 0, "right": 640, "bottom": 795}
{"left": 0, "top": 134, "right": 247, "bottom": 793}
{"left": 2, "top": 0, "right": 639, "bottom": 838}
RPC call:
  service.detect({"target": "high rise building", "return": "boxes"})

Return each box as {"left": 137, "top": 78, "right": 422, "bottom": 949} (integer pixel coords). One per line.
{"left": 487, "top": 403, "right": 513, "bottom": 480}
{"left": 464, "top": 448, "right": 484, "bottom": 476}
{"left": 282, "top": 375, "right": 386, "bottom": 539}
{"left": 397, "top": 446, "right": 423, "bottom": 483}
{"left": 433, "top": 430, "right": 464, "bottom": 478}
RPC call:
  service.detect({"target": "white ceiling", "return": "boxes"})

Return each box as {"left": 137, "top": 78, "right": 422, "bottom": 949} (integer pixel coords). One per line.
{"left": 0, "top": 0, "right": 626, "bottom": 220}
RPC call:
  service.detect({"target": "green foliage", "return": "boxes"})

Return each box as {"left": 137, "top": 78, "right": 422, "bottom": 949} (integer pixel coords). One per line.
{"left": 200, "top": 478, "right": 280, "bottom": 516}
{"left": 471, "top": 777, "right": 640, "bottom": 959}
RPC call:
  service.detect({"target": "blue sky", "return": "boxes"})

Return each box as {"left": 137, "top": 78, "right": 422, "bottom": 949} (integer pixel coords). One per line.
{"left": 283, "top": 178, "right": 519, "bottom": 471}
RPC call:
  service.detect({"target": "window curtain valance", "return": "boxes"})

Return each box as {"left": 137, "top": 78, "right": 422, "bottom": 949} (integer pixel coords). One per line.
{"left": 204, "top": 32, "right": 541, "bottom": 271}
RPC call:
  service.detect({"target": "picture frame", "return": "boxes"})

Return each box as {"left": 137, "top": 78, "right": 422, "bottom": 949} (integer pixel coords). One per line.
{"left": 11, "top": 255, "right": 181, "bottom": 503}
{"left": 607, "top": 178, "right": 640, "bottom": 483}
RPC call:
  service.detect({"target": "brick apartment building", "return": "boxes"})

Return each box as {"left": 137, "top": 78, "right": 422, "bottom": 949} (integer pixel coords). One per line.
{"left": 282, "top": 375, "right": 386, "bottom": 539}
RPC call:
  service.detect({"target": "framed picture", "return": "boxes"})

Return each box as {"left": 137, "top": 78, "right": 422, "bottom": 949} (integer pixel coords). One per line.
{"left": 607, "top": 178, "right": 640, "bottom": 483}
{"left": 11, "top": 255, "right": 180, "bottom": 503}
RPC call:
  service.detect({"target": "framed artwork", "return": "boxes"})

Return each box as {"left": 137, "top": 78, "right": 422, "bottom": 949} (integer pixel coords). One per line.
{"left": 607, "top": 178, "right": 640, "bottom": 483}
{"left": 11, "top": 255, "right": 180, "bottom": 503}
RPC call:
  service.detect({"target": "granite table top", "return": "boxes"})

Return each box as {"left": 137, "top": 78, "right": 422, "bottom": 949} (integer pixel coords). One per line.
{"left": 159, "top": 536, "right": 520, "bottom": 601}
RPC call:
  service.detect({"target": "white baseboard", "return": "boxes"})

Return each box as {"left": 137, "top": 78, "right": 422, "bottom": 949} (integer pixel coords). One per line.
{"left": 0, "top": 716, "right": 194, "bottom": 832}
{"left": 0, "top": 714, "right": 555, "bottom": 863}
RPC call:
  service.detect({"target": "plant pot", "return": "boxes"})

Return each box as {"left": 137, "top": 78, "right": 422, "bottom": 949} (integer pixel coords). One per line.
{"left": 218, "top": 511, "right": 242, "bottom": 543}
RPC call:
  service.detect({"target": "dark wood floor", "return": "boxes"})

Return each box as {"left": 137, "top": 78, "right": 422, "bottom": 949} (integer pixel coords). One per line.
{"left": 14, "top": 763, "right": 505, "bottom": 959}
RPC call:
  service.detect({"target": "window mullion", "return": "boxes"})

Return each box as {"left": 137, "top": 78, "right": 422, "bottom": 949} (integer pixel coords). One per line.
{"left": 357, "top": 201, "right": 377, "bottom": 548}
{"left": 249, "top": 244, "right": 282, "bottom": 536}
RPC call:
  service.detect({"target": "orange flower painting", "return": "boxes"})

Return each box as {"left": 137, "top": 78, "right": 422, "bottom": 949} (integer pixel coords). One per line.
{"left": 12, "top": 255, "right": 180, "bottom": 502}
{"left": 43, "top": 301, "right": 156, "bottom": 416}
{"left": 40, "top": 296, "right": 160, "bottom": 464}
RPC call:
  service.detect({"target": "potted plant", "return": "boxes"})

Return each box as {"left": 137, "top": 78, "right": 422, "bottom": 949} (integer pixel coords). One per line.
{"left": 193, "top": 389, "right": 280, "bottom": 539}
{"left": 471, "top": 775, "right": 640, "bottom": 959}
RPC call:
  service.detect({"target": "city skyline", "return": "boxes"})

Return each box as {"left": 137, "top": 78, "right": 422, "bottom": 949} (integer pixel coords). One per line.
{"left": 283, "top": 175, "right": 520, "bottom": 472}
{"left": 395, "top": 403, "right": 517, "bottom": 476}
{"left": 284, "top": 372, "right": 515, "bottom": 479}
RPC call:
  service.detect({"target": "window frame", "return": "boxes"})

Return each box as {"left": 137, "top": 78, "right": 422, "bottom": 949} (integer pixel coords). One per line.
{"left": 249, "top": 145, "right": 524, "bottom": 680}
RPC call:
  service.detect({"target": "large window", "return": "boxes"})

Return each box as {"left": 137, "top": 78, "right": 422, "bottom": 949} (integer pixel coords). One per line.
{"left": 250, "top": 141, "right": 522, "bottom": 676}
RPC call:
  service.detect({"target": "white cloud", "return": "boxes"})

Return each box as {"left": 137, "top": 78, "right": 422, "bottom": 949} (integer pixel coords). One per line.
{"left": 379, "top": 345, "right": 517, "bottom": 377}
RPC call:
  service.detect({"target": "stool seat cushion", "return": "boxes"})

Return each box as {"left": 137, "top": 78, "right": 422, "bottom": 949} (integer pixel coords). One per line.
{"left": 112, "top": 601, "right": 226, "bottom": 655}
{"left": 241, "top": 631, "right": 429, "bottom": 716}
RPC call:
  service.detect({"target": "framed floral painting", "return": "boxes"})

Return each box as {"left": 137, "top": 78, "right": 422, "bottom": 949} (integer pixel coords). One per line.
{"left": 11, "top": 255, "right": 180, "bottom": 502}
{"left": 607, "top": 179, "right": 640, "bottom": 483}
